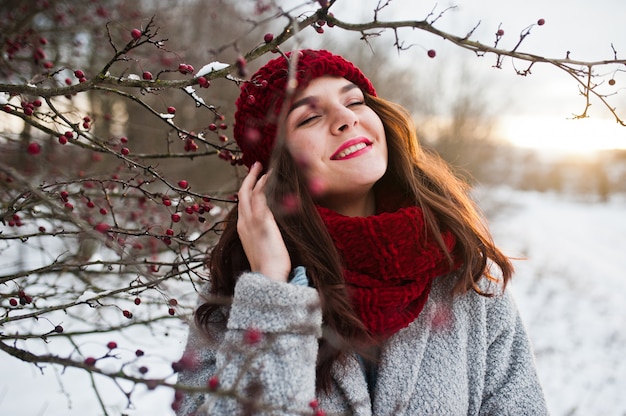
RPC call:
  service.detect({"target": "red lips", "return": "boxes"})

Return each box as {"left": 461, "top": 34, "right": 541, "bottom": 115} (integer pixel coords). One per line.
{"left": 330, "top": 137, "right": 372, "bottom": 160}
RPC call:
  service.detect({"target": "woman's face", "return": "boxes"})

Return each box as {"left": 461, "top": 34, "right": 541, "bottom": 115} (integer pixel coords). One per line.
{"left": 284, "top": 76, "right": 388, "bottom": 215}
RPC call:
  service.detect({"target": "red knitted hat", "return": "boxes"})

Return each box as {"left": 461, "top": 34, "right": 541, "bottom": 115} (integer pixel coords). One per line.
{"left": 233, "top": 49, "right": 377, "bottom": 168}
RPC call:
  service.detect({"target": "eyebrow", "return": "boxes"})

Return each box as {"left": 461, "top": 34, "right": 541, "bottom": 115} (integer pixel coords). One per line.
{"left": 287, "top": 82, "right": 360, "bottom": 114}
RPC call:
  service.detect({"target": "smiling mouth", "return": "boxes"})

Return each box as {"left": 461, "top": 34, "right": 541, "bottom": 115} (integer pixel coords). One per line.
{"left": 331, "top": 138, "right": 372, "bottom": 160}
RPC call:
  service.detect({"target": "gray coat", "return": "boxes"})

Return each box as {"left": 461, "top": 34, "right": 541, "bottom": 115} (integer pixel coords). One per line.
{"left": 176, "top": 272, "right": 548, "bottom": 415}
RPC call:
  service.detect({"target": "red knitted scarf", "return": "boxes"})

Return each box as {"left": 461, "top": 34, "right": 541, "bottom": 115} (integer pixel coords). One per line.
{"left": 316, "top": 204, "right": 459, "bottom": 338}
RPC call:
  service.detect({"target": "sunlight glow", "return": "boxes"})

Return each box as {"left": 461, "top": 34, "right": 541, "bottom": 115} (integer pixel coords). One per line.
{"left": 499, "top": 115, "right": 626, "bottom": 156}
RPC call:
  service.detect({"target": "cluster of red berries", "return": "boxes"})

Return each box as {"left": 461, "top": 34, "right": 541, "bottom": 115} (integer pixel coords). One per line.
{"left": 4, "top": 30, "right": 48, "bottom": 63}
{"left": 312, "top": 16, "right": 335, "bottom": 34}
{"left": 73, "top": 69, "right": 87, "bottom": 83}
{"left": 8, "top": 290, "right": 33, "bottom": 307}
{"left": 82, "top": 115, "right": 91, "bottom": 130}
{"left": 58, "top": 130, "right": 74, "bottom": 144}
{"left": 6, "top": 213, "right": 24, "bottom": 227}
{"left": 208, "top": 122, "right": 228, "bottom": 132}
{"left": 20, "top": 98, "right": 42, "bottom": 116}
{"left": 184, "top": 136, "right": 199, "bottom": 152}
{"left": 178, "top": 63, "right": 194, "bottom": 75}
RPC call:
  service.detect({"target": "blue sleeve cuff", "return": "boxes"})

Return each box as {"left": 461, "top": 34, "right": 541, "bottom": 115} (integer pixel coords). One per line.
{"left": 289, "top": 266, "right": 309, "bottom": 287}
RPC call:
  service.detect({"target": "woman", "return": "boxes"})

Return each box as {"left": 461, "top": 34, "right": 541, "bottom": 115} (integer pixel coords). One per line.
{"left": 176, "top": 49, "right": 548, "bottom": 415}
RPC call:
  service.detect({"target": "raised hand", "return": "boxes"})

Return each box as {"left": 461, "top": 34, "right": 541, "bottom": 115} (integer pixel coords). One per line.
{"left": 236, "top": 162, "right": 291, "bottom": 283}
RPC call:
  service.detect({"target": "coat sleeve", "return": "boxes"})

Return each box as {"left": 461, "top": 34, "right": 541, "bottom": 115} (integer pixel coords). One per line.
{"left": 175, "top": 272, "right": 323, "bottom": 416}
{"left": 479, "top": 289, "right": 549, "bottom": 415}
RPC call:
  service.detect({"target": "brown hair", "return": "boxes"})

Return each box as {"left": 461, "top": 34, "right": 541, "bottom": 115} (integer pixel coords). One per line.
{"left": 195, "top": 93, "right": 513, "bottom": 392}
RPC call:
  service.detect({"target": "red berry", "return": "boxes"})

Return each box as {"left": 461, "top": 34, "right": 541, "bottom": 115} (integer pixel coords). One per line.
{"left": 74, "top": 69, "right": 85, "bottom": 79}
{"left": 167, "top": 106, "right": 176, "bottom": 114}
{"left": 142, "top": 71, "right": 153, "bottom": 80}
{"left": 197, "top": 76, "right": 210, "bottom": 88}
{"left": 177, "top": 179, "right": 189, "bottom": 188}
{"left": 243, "top": 327, "right": 262, "bottom": 345}
{"left": 123, "top": 310, "right": 133, "bottom": 318}
{"left": 99, "top": 208, "right": 107, "bottom": 215}
{"left": 131, "top": 28, "right": 142, "bottom": 40}
{"left": 427, "top": 49, "right": 436, "bottom": 58}
{"left": 84, "top": 357, "right": 97, "bottom": 366}
{"left": 168, "top": 308, "right": 175, "bottom": 316}
{"left": 120, "top": 136, "right": 128, "bottom": 143}
{"left": 9, "top": 298, "right": 18, "bottom": 307}
{"left": 134, "top": 297, "right": 141, "bottom": 305}
{"left": 263, "top": 33, "right": 274, "bottom": 43}
{"left": 94, "top": 223, "right": 111, "bottom": 233}
{"left": 64, "top": 202, "right": 74, "bottom": 211}
{"left": 208, "top": 123, "right": 217, "bottom": 131}
{"left": 608, "top": 79, "right": 616, "bottom": 86}
{"left": 168, "top": 298, "right": 178, "bottom": 306}
{"left": 309, "top": 399, "right": 319, "bottom": 409}
{"left": 135, "top": 349, "right": 144, "bottom": 357}
{"left": 166, "top": 228, "right": 174, "bottom": 236}
{"left": 537, "top": 18, "right": 545, "bottom": 26}
{"left": 208, "top": 376, "right": 219, "bottom": 391}
{"left": 139, "top": 366, "right": 149, "bottom": 374}
{"left": 27, "top": 142, "right": 41, "bottom": 155}
{"left": 121, "top": 147, "right": 130, "bottom": 155}
{"left": 54, "top": 325, "right": 64, "bottom": 333}
{"left": 326, "top": 13, "right": 335, "bottom": 27}
{"left": 235, "top": 56, "right": 246, "bottom": 74}
{"left": 171, "top": 213, "right": 181, "bottom": 223}
{"left": 107, "top": 341, "right": 118, "bottom": 349}
{"left": 64, "top": 131, "right": 73, "bottom": 139}
{"left": 496, "top": 29, "right": 504, "bottom": 36}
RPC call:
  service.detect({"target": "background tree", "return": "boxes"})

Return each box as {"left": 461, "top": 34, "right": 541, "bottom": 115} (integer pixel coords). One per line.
{"left": 1, "top": 0, "right": 624, "bottom": 414}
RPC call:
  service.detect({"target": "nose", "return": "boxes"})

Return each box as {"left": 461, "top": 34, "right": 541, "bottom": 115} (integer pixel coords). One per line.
{"left": 332, "top": 105, "right": 358, "bottom": 134}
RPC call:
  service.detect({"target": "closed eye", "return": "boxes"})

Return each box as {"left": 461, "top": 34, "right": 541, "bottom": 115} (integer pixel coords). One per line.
{"left": 296, "top": 114, "right": 320, "bottom": 127}
{"left": 347, "top": 100, "right": 364, "bottom": 107}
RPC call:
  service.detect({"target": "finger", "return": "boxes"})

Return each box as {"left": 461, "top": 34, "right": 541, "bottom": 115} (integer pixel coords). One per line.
{"left": 239, "top": 162, "right": 262, "bottom": 195}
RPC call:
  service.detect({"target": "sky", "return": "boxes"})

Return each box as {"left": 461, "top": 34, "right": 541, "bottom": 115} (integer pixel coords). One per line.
{"left": 325, "top": 0, "right": 626, "bottom": 155}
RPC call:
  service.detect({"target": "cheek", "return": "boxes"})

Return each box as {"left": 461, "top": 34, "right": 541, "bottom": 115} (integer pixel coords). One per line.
{"left": 286, "top": 134, "right": 323, "bottom": 165}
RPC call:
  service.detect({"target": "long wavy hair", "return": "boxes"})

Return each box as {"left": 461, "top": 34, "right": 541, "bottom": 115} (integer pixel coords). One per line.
{"left": 195, "top": 93, "right": 513, "bottom": 392}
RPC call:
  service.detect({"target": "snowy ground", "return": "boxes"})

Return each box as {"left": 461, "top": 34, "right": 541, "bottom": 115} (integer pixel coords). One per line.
{"left": 476, "top": 186, "right": 626, "bottom": 416}
{"left": 1, "top": 186, "right": 625, "bottom": 415}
